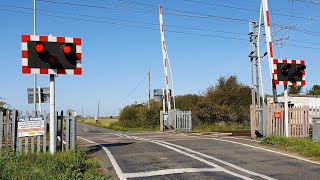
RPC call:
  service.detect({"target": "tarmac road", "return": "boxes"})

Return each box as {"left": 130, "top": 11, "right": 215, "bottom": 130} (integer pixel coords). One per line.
{"left": 77, "top": 123, "right": 320, "bottom": 180}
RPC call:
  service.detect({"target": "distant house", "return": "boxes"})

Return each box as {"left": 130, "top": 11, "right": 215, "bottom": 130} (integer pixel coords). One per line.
{"left": 267, "top": 94, "right": 320, "bottom": 107}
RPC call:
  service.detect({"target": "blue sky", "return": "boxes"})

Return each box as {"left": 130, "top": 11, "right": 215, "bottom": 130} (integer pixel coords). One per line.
{"left": 0, "top": 0, "right": 319, "bottom": 116}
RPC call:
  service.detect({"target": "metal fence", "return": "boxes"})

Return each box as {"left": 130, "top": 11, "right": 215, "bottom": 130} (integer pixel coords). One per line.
{"left": 160, "top": 110, "right": 192, "bottom": 132}
{"left": 251, "top": 105, "right": 310, "bottom": 138}
{"left": 0, "top": 109, "right": 76, "bottom": 154}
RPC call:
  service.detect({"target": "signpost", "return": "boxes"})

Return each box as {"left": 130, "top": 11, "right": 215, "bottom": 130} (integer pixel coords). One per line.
{"left": 27, "top": 87, "right": 50, "bottom": 104}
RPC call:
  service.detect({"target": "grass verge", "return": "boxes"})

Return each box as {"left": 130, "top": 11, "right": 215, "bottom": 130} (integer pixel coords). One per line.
{"left": 193, "top": 123, "right": 250, "bottom": 132}
{"left": 260, "top": 136, "right": 320, "bottom": 161}
{"left": 79, "top": 118, "right": 159, "bottom": 132}
{"left": 0, "top": 150, "right": 109, "bottom": 180}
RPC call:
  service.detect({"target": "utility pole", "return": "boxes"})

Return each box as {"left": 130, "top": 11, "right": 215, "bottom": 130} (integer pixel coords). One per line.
{"left": 82, "top": 105, "right": 84, "bottom": 117}
{"left": 148, "top": 68, "right": 151, "bottom": 110}
{"left": 97, "top": 100, "right": 100, "bottom": 119}
{"left": 249, "top": 21, "right": 263, "bottom": 108}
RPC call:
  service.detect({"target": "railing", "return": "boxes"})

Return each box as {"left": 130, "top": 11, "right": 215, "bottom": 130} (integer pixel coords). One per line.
{"left": 0, "top": 110, "right": 76, "bottom": 155}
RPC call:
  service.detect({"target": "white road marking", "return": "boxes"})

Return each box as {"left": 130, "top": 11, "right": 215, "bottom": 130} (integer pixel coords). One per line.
{"left": 77, "top": 136, "right": 127, "bottom": 180}
{"left": 151, "top": 141, "right": 253, "bottom": 180}
{"left": 113, "top": 133, "right": 275, "bottom": 180}
{"left": 208, "top": 137, "right": 320, "bottom": 165}
{"left": 123, "top": 168, "right": 220, "bottom": 178}
{"left": 82, "top": 127, "right": 90, "bottom": 132}
{"left": 156, "top": 140, "right": 275, "bottom": 180}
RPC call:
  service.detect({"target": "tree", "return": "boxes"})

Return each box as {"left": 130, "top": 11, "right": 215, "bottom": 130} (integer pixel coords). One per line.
{"left": 307, "top": 85, "right": 320, "bottom": 95}
{"left": 288, "top": 85, "right": 303, "bottom": 94}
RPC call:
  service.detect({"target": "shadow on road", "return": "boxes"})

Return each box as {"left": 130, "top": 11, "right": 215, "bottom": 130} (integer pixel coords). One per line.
{"left": 86, "top": 142, "right": 135, "bottom": 155}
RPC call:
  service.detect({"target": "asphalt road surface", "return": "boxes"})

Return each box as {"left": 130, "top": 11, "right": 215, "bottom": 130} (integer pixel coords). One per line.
{"left": 77, "top": 123, "right": 320, "bottom": 180}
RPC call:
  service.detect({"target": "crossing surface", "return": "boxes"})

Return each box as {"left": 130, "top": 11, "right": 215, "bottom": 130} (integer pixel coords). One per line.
{"left": 78, "top": 123, "right": 320, "bottom": 180}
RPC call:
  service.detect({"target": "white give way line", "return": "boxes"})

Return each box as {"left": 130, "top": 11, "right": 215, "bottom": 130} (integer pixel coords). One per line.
{"left": 78, "top": 132, "right": 276, "bottom": 180}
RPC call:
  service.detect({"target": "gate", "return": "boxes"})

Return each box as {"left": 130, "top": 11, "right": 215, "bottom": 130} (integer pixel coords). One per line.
{"left": 251, "top": 105, "right": 310, "bottom": 138}
{"left": 160, "top": 110, "right": 192, "bottom": 131}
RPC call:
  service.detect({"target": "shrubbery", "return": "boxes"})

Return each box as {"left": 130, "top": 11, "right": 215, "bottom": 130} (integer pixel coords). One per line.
{"left": 119, "top": 75, "right": 251, "bottom": 128}
{"left": 119, "top": 101, "right": 162, "bottom": 128}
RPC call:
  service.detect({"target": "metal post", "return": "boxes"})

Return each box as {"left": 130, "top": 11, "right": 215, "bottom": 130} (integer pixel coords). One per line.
{"left": 33, "top": 0, "right": 37, "bottom": 113}
{"left": 49, "top": 74, "right": 56, "bottom": 154}
{"left": 82, "top": 105, "right": 83, "bottom": 117}
{"left": 97, "top": 100, "right": 100, "bottom": 118}
{"left": 249, "top": 21, "right": 256, "bottom": 107}
{"left": 284, "top": 85, "right": 289, "bottom": 137}
{"left": 38, "top": 86, "right": 42, "bottom": 113}
{"left": 257, "top": 2, "right": 265, "bottom": 104}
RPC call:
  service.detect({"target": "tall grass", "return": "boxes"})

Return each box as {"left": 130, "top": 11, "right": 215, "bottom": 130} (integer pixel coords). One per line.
{"left": 260, "top": 136, "right": 320, "bottom": 161}
{"left": 0, "top": 150, "right": 108, "bottom": 179}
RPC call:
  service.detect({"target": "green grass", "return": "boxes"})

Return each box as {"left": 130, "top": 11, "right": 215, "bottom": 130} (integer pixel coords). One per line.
{"left": 79, "top": 118, "right": 158, "bottom": 132}
{"left": 260, "top": 136, "right": 320, "bottom": 161}
{"left": 0, "top": 150, "right": 109, "bottom": 180}
{"left": 193, "top": 123, "right": 250, "bottom": 132}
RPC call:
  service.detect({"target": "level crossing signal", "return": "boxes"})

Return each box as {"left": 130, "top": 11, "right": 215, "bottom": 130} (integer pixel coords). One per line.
{"left": 21, "top": 35, "right": 82, "bottom": 75}
{"left": 273, "top": 59, "right": 306, "bottom": 86}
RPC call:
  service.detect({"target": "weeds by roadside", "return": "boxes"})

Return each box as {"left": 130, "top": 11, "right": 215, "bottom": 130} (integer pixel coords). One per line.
{"left": 260, "top": 136, "right": 320, "bottom": 161}
{"left": 0, "top": 150, "right": 109, "bottom": 180}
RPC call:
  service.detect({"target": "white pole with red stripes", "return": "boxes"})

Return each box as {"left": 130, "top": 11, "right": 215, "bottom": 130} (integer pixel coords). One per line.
{"left": 159, "top": 5, "right": 171, "bottom": 112}
{"left": 262, "top": 0, "right": 278, "bottom": 103}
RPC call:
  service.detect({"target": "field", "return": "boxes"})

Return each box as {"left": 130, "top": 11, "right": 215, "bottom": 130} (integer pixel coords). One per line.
{"left": 79, "top": 118, "right": 159, "bottom": 132}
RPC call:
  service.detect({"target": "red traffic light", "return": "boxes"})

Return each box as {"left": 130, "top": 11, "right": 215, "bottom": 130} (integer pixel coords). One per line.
{"left": 34, "top": 43, "right": 45, "bottom": 53}
{"left": 62, "top": 44, "right": 72, "bottom": 54}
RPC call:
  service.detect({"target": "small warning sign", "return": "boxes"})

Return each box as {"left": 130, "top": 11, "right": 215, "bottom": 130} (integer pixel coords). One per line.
{"left": 274, "top": 112, "right": 282, "bottom": 118}
{"left": 17, "top": 117, "right": 45, "bottom": 138}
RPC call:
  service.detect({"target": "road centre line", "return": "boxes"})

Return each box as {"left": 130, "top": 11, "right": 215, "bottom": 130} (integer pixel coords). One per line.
{"left": 77, "top": 136, "right": 127, "bottom": 180}
{"left": 208, "top": 137, "right": 320, "bottom": 165}
{"left": 123, "top": 168, "right": 219, "bottom": 178}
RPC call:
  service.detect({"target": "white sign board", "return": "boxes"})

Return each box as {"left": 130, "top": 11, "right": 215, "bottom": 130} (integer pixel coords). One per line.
{"left": 17, "top": 117, "right": 45, "bottom": 138}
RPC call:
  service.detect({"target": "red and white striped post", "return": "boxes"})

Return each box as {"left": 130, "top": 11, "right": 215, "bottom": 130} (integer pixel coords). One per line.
{"left": 262, "top": 0, "right": 278, "bottom": 103}
{"left": 159, "top": 5, "right": 171, "bottom": 112}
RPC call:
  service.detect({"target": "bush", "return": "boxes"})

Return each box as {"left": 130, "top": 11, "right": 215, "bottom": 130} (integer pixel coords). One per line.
{"left": 119, "top": 101, "right": 162, "bottom": 128}
{"left": 193, "top": 76, "right": 251, "bottom": 126}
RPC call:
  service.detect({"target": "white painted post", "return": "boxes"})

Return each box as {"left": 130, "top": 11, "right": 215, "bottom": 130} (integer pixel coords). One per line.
{"left": 33, "top": 0, "right": 37, "bottom": 113}
{"left": 49, "top": 74, "right": 56, "bottom": 153}
{"left": 284, "top": 86, "right": 289, "bottom": 137}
